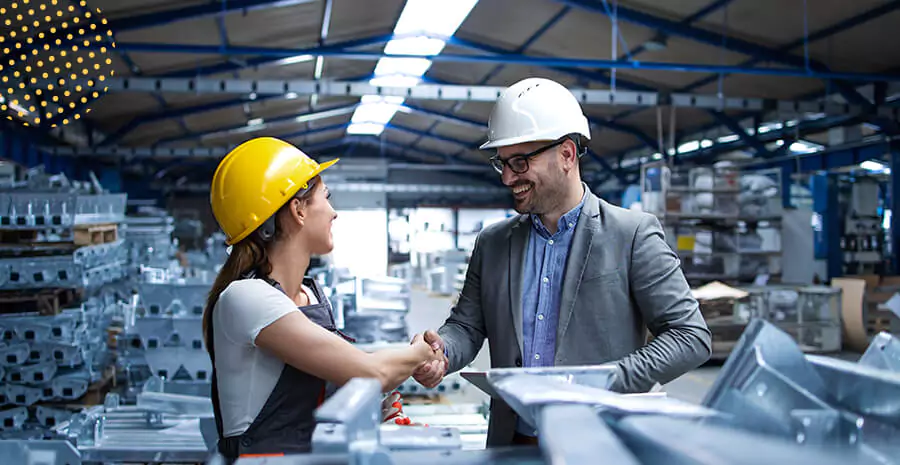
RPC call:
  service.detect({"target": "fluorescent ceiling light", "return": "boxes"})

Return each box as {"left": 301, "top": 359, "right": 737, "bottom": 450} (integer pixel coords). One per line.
{"left": 285, "top": 92, "right": 299, "bottom": 99}
{"left": 717, "top": 134, "right": 740, "bottom": 143}
{"left": 384, "top": 36, "right": 447, "bottom": 56}
{"left": 861, "top": 160, "right": 887, "bottom": 171}
{"left": 374, "top": 57, "right": 434, "bottom": 78}
{"left": 700, "top": 139, "right": 713, "bottom": 149}
{"left": 393, "top": 0, "right": 479, "bottom": 37}
{"left": 295, "top": 105, "right": 358, "bottom": 123}
{"left": 370, "top": 74, "right": 422, "bottom": 88}
{"left": 347, "top": 0, "right": 479, "bottom": 139}
{"left": 651, "top": 152, "right": 662, "bottom": 160}
{"left": 789, "top": 141, "right": 822, "bottom": 154}
{"left": 678, "top": 141, "right": 700, "bottom": 153}
{"left": 348, "top": 123, "right": 386, "bottom": 135}
{"left": 351, "top": 97, "right": 404, "bottom": 125}
{"left": 271, "top": 54, "right": 314, "bottom": 66}
{"left": 247, "top": 118, "right": 264, "bottom": 126}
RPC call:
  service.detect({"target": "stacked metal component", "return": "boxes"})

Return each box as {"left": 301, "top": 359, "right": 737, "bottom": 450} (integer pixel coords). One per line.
{"left": 231, "top": 321, "right": 900, "bottom": 465}
{"left": 0, "top": 294, "right": 128, "bottom": 438}
{"left": 0, "top": 321, "right": 897, "bottom": 464}
{"left": 0, "top": 169, "right": 128, "bottom": 439}
{"left": 121, "top": 207, "right": 178, "bottom": 273}
{"left": 117, "top": 277, "right": 214, "bottom": 401}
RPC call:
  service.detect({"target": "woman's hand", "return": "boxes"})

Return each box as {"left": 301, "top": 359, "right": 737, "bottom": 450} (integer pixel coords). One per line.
{"left": 410, "top": 333, "right": 445, "bottom": 376}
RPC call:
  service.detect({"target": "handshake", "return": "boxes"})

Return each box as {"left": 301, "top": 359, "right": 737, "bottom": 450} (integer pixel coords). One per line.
{"left": 409, "top": 330, "right": 449, "bottom": 388}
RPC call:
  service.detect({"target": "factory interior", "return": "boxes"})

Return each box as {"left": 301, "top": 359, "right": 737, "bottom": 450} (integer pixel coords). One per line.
{"left": 0, "top": 0, "right": 899, "bottom": 463}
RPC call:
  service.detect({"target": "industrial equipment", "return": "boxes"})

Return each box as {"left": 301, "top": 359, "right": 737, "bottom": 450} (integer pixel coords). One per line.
{"left": 0, "top": 320, "right": 897, "bottom": 464}
{"left": 225, "top": 320, "right": 898, "bottom": 465}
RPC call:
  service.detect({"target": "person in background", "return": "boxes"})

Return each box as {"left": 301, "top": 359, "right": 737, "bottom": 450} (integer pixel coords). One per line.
{"left": 203, "top": 137, "right": 442, "bottom": 460}
{"left": 412, "top": 77, "right": 712, "bottom": 447}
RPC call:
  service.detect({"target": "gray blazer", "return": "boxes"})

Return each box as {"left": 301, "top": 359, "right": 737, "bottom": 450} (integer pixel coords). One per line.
{"left": 437, "top": 185, "right": 712, "bottom": 447}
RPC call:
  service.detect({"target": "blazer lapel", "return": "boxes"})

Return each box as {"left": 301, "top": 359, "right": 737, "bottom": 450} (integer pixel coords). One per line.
{"left": 557, "top": 189, "right": 600, "bottom": 342}
{"left": 508, "top": 215, "right": 529, "bottom": 355}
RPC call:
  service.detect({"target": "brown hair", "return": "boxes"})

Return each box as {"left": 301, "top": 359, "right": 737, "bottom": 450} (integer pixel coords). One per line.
{"left": 202, "top": 176, "right": 320, "bottom": 358}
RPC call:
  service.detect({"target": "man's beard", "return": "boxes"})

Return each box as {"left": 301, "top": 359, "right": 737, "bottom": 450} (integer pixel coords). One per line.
{"left": 514, "top": 171, "right": 567, "bottom": 216}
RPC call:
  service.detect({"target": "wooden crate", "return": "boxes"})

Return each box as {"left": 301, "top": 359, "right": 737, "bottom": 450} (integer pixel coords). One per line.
{"left": 0, "top": 288, "right": 82, "bottom": 315}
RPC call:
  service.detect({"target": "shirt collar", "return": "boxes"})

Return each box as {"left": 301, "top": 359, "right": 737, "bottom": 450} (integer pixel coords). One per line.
{"left": 530, "top": 186, "right": 587, "bottom": 237}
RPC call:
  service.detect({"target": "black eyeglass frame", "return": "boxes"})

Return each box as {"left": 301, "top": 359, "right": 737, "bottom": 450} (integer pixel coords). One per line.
{"left": 488, "top": 138, "right": 569, "bottom": 175}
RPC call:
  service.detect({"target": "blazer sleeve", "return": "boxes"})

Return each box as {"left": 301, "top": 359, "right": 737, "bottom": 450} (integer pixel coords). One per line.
{"left": 437, "top": 231, "right": 488, "bottom": 374}
{"left": 612, "top": 214, "right": 713, "bottom": 393}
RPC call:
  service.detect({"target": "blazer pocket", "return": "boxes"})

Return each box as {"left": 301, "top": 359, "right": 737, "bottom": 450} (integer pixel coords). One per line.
{"left": 580, "top": 268, "right": 621, "bottom": 283}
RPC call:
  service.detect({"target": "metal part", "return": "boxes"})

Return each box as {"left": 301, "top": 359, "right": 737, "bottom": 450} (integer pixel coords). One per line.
{"left": 490, "top": 373, "right": 719, "bottom": 431}
{"left": 859, "top": 332, "right": 900, "bottom": 372}
{"left": 538, "top": 404, "right": 640, "bottom": 465}
{"left": 0, "top": 192, "right": 127, "bottom": 229}
{"left": 703, "top": 319, "right": 900, "bottom": 461}
{"left": 314, "top": 377, "right": 391, "bottom": 465}
{"left": 314, "top": 424, "right": 461, "bottom": 453}
{"left": 611, "top": 415, "right": 877, "bottom": 465}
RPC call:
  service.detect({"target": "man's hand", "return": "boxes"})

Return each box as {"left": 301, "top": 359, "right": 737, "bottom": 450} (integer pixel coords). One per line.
{"left": 412, "top": 330, "right": 448, "bottom": 388}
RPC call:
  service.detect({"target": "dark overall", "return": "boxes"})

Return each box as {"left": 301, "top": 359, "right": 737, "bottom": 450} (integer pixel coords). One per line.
{"left": 209, "top": 273, "right": 354, "bottom": 460}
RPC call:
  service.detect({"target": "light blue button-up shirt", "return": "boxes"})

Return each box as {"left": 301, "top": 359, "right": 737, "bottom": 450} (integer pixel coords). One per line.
{"left": 516, "top": 189, "right": 586, "bottom": 436}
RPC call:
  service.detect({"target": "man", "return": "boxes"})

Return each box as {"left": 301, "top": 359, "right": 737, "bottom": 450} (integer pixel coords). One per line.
{"left": 412, "top": 77, "right": 712, "bottom": 447}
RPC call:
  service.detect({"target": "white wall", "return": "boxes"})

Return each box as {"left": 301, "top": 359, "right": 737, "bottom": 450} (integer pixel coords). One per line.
{"left": 330, "top": 209, "right": 388, "bottom": 278}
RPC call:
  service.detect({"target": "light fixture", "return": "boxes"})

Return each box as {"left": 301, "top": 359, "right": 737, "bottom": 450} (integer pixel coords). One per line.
{"left": 860, "top": 160, "right": 887, "bottom": 172}
{"left": 346, "top": 0, "right": 479, "bottom": 136}
{"left": 643, "top": 33, "right": 667, "bottom": 52}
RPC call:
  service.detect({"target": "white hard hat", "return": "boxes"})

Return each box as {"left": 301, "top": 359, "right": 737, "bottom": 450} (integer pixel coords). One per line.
{"left": 480, "top": 77, "right": 591, "bottom": 150}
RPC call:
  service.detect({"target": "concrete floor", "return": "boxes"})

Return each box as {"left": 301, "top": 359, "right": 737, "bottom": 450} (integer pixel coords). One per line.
{"left": 405, "top": 287, "right": 721, "bottom": 405}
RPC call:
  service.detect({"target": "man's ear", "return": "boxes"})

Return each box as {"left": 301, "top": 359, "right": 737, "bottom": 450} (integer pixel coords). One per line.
{"left": 561, "top": 139, "right": 579, "bottom": 171}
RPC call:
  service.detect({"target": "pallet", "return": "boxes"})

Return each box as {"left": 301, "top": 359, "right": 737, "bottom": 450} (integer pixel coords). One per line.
{"left": 0, "top": 288, "right": 82, "bottom": 315}
{"left": 77, "top": 365, "right": 117, "bottom": 406}
{"left": 0, "top": 223, "right": 118, "bottom": 247}
{"left": 73, "top": 223, "right": 118, "bottom": 246}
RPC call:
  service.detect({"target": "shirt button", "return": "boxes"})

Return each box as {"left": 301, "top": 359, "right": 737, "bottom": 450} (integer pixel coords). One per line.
{"left": 548, "top": 239, "right": 554, "bottom": 245}
{"left": 542, "top": 277, "right": 549, "bottom": 283}
{"left": 568, "top": 223, "right": 574, "bottom": 228}
{"left": 538, "top": 314, "right": 544, "bottom": 320}
{"left": 534, "top": 354, "right": 540, "bottom": 360}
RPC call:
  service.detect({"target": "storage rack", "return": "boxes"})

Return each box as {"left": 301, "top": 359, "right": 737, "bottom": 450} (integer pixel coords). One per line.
{"left": 0, "top": 170, "right": 129, "bottom": 439}
{"left": 640, "top": 161, "right": 785, "bottom": 286}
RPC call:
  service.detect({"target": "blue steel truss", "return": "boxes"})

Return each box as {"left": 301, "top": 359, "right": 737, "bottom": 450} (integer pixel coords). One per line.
{"left": 9, "top": 0, "right": 900, "bottom": 197}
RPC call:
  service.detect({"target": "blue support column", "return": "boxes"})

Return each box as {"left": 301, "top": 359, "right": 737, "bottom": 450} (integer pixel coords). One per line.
{"left": 98, "top": 166, "right": 123, "bottom": 193}
{"left": 891, "top": 147, "right": 900, "bottom": 274}
{"left": 811, "top": 174, "right": 842, "bottom": 280}
{"left": 781, "top": 160, "right": 795, "bottom": 209}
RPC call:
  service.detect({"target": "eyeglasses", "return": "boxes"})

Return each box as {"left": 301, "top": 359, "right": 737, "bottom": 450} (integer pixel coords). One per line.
{"left": 489, "top": 139, "right": 566, "bottom": 175}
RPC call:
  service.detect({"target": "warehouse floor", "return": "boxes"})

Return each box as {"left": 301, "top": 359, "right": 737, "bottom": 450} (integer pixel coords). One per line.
{"left": 406, "top": 287, "right": 722, "bottom": 405}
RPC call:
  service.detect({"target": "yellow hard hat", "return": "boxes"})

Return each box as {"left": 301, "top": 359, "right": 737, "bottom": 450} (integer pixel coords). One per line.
{"left": 210, "top": 137, "right": 338, "bottom": 245}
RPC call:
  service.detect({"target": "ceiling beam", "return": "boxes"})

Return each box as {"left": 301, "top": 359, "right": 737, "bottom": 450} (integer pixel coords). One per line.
{"left": 109, "top": 0, "right": 316, "bottom": 32}
{"left": 599, "top": 1, "right": 900, "bottom": 171}
{"left": 102, "top": 77, "right": 900, "bottom": 119}
{"left": 107, "top": 42, "right": 900, "bottom": 82}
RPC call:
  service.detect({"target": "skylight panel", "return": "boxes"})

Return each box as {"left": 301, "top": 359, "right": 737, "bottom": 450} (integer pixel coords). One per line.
{"left": 346, "top": 0, "right": 480, "bottom": 139}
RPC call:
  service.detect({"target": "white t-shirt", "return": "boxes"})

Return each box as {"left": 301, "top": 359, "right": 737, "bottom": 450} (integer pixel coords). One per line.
{"left": 212, "top": 278, "right": 319, "bottom": 437}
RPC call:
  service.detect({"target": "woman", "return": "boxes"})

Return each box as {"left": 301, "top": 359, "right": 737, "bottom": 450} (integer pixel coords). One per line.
{"left": 203, "top": 137, "right": 439, "bottom": 459}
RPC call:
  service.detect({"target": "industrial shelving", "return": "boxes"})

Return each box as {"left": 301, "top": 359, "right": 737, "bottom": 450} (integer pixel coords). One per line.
{"left": 640, "top": 161, "right": 785, "bottom": 286}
